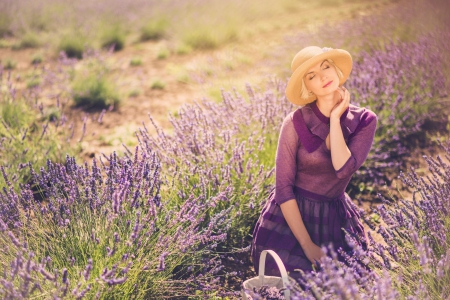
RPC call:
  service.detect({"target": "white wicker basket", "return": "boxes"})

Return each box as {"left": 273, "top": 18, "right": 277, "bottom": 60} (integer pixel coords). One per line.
{"left": 241, "top": 250, "right": 291, "bottom": 300}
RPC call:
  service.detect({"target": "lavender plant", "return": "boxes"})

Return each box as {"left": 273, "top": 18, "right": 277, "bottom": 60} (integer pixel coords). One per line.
{"left": 136, "top": 81, "right": 292, "bottom": 250}
{"left": 0, "top": 148, "right": 233, "bottom": 298}
{"left": 0, "top": 63, "right": 79, "bottom": 191}
{"left": 347, "top": 32, "right": 450, "bottom": 189}
{"left": 280, "top": 139, "right": 450, "bottom": 299}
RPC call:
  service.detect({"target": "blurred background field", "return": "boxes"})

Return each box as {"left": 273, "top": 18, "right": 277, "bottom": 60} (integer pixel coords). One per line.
{"left": 1, "top": 0, "right": 450, "bottom": 298}
{"left": 0, "top": 0, "right": 413, "bottom": 160}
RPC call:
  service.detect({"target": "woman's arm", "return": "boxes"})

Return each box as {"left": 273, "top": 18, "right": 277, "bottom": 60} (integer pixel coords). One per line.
{"left": 329, "top": 87, "right": 351, "bottom": 171}
{"left": 273, "top": 114, "right": 325, "bottom": 264}
{"left": 330, "top": 87, "right": 377, "bottom": 178}
{"left": 329, "top": 116, "right": 351, "bottom": 170}
{"left": 280, "top": 199, "right": 325, "bottom": 264}
{"left": 279, "top": 200, "right": 312, "bottom": 246}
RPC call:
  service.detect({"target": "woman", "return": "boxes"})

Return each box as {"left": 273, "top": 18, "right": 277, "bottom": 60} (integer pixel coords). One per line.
{"left": 251, "top": 46, "right": 377, "bottom": 278}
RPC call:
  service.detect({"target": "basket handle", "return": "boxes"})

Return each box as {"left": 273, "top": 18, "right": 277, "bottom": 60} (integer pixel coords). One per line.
{"left": 258, "top": 250, "right": 291, "bottom": 299}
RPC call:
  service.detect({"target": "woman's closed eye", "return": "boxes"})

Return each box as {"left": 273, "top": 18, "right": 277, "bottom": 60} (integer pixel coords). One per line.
{"left": 308, "top": 66, "right": 330, "bottom": 80}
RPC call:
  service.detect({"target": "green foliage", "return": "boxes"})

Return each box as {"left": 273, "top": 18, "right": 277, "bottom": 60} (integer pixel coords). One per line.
{"left": 26, "top": 78, "right": 41, "bottom": 89}
{"left": 31, "top": 53, "right": 43, "bottom": 65}
{"left": 176, "top": 73, "right": 190, "bottom": 84}
{"left": 20, "top": 203, "right": 139, "bottom": 298}
{"left": 129, "top": 57, "right": 142, "bottom": 67}
{"left": 71, "top": 56, "right": 121, "bottom": 109}
{"left": 42, "top": 107, "right": 61, "bottom": 122}
{"left": 72, "top": 75, "right": 120, "bottom": 109}
{"left": 13, "top": 31, "right": 41, "bottom": 49}
{"left": 3, "top": 58, "right": 16, "bottom": 70}
{"left": 150, "top": 80, "right": 165, "bottom": 90}
{"left": 0, "top": 12, "right": 11, "bottom": 37}
{"left": 157, "top": 48, "right": 169, "bottom": 60}
{"left": 100, "top": 25, "right": 126, "bottom": 51}
{"left": 175, "top": 43, "right": 193, "bottom": 55}
{"left": 140, "top": 18, "right": 169, "bottom": 41}
{"left": 372, "top": 196, "right": 450, "bottom": 299}
{"left": 1, "top": 100, "right": 34, "bottom": 131}
{"left": 128, "top": 89, "right": 141, "bottom": 98}
{"left": 182, "top": 29, "right": 217, "bottom": 50}
{"left": 182, "top": 26, "right": 238, "bottom": 50}
{"left": 0, "top": 95, "right": 75, "bottom": 189}
{"left": 0, "top": 39, "right": 11, "bottom": 48}
{"left": 58, "top": 33, "right": 87, "bottom": 59}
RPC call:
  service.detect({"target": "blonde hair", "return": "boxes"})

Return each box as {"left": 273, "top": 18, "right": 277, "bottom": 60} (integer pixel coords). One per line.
{"left": 300, "top": 59, "right": 344, "bottom": 100}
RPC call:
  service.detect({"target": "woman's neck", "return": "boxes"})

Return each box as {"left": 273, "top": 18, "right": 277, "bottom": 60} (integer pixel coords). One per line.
{"left": 315, "top": 92, "right": 341, "bottom": 117}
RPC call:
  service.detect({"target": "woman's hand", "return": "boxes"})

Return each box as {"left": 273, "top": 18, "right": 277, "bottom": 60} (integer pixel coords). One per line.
{"left": 302, "top": 240, "right": 326, "bottom": 265}
{"left": 330, "top": 86, "right": 350, "bottom": 120}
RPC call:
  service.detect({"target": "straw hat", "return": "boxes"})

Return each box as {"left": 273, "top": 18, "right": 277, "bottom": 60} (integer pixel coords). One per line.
{"left": 285, "top": 46, "right": 353, "bottom": 106}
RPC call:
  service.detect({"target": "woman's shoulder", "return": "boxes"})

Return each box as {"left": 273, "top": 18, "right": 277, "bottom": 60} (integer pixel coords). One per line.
{"left": 347, "top": 104, "right": 377, "bottom": 125}
{"left": 281, "top": 110, "right": 298, "bottom": 125}
{"left": 280, "top": 110, "right": 303, "bottom": 138}
{"left": 344, "top": 104, "right": 378, "bottom": 138}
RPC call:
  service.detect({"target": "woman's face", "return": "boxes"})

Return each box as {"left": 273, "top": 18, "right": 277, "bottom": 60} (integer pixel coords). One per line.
{"left": 304, "top": 60, "right": 340, "bottom": 98}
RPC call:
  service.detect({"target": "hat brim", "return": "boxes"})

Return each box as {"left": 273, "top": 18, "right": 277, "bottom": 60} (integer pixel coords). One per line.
{"left": 285, "top": 49, "right": 352, "bottom": 106}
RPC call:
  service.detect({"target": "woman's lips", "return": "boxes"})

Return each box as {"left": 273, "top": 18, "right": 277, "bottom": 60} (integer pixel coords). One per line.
{"left": 323, "top": 80, "right": 333, "bottom": 88}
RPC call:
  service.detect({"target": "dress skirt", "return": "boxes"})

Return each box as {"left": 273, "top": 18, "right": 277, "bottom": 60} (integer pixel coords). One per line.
{"left": 251, "top": 186, "right": 367, "bottom": 278}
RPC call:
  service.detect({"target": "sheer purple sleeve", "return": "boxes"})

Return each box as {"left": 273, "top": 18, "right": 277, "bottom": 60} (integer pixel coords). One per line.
{"left": 335, "top": 110, "right": 377, "bottom": 179}
{"left": 273, "top": 113, "right": 300, "bottom": 205}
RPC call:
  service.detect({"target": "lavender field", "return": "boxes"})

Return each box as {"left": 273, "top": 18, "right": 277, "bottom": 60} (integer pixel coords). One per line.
{"left": 1, "top": 0, "right": 450, "bottom": 299}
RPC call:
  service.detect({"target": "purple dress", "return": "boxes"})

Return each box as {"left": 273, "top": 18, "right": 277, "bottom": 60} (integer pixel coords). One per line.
{"left": 251, "top": 100, "right": 377, "bottom": 277}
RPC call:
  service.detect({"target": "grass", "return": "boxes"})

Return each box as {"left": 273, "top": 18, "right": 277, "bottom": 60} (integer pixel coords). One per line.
{"left": 100, "top": 24, "right": 126, "bottom": 51}
{"left": 128, "top": 89, "right": 141, "bottom": 97}
{"left": 12, "top": 31, "right": 41, "bottom": 49}
{"left": 21, "top": 32, "right": 41, "bottom": 48}
{"left": 140, "top": 18, "right": 168, "bottom": 41}
{"left": 3, "top": 58, "right": 16, "bottom": 70}
{"left": 0, "top": 39, "right": 11, "bottom": 48}
{"left": 0, "top": 11, "right": 11, "bottom": 37}
{"left": 70, "top": 52, "right": 121, "bottom": 109}
{"left": 175, "top": 43, "right": 193, "bottom": 55}
{"left": 0, "top": 93, "right": 77, "bottom": 190}
{"left": 150, "top": 80, "right": 165, "bottom": 90}
{"left": 26, "top": 78, "right": 41, "bottom": 89}
{"left": 42, "top": 107, "right": 61, "bottom": 122}
{"left": 157, "top": 48, "right": 169, "bottom": 60}
{"left": 129, "top": 57, "right": 142, "bottom": 67}
{"left": 182, "top": 26, "right": 238, "bottom": 50}
{"left": 72, "top": 74, "right": 120, "bottom": 109}
{"left": 58, "top": 33, "right": 88, "bottom": 59}
{"left": 31, "top": 53, "right": 43, "bottom": 65}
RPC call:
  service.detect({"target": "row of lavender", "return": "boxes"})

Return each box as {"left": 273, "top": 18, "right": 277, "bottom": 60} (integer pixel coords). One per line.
{"left": 1, "top": 2, "right": 450, "bottom": 300}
